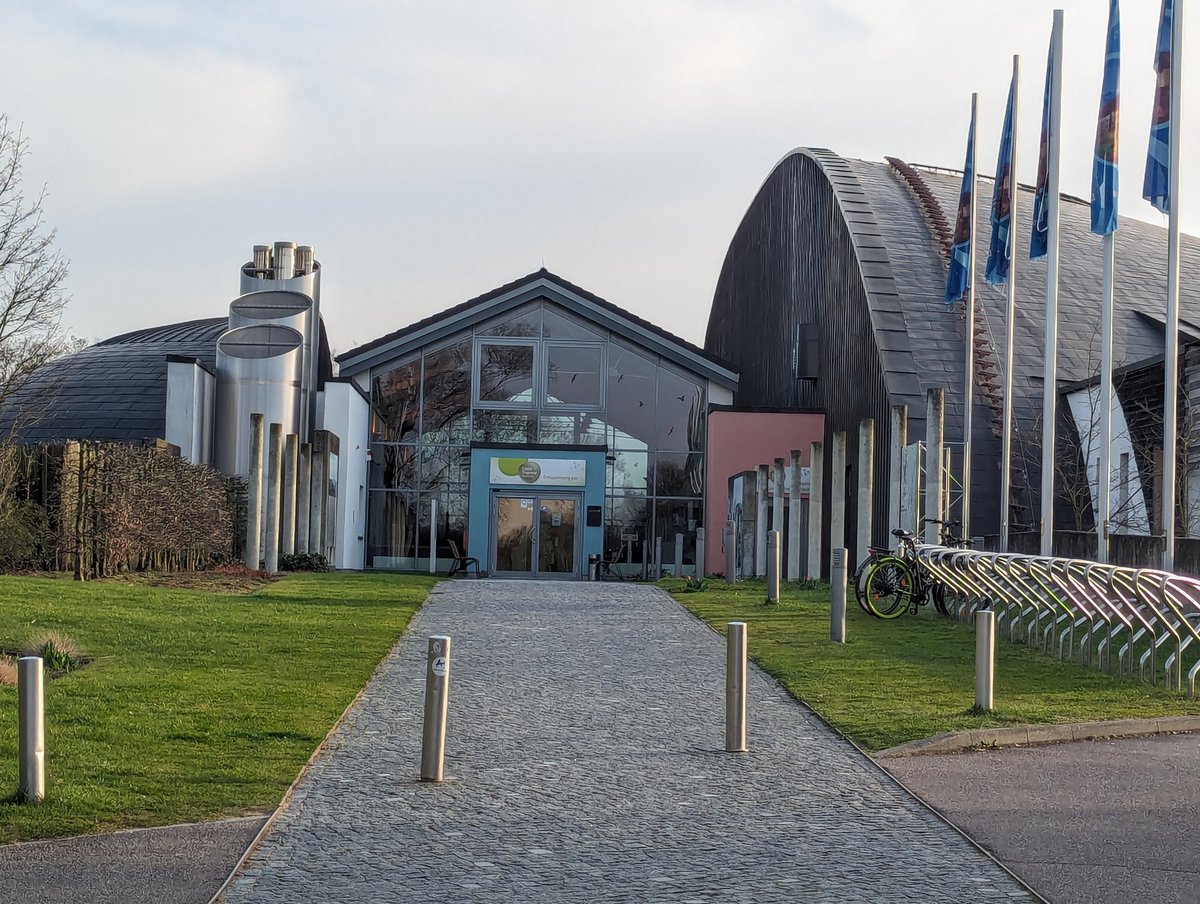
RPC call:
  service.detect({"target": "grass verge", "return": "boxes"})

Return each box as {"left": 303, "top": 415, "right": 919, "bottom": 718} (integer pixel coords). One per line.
{"left": 669, "top": 578, "right": 1200, "bottom": 752}
{"left": 0, "top": 571, "right": 438, "bottom": 842}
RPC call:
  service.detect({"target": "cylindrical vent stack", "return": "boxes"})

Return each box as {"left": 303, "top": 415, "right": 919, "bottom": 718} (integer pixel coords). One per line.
{"left": 273, "top": 241, "right": 297, "bottom": 281}
{"left": 253, "top": 245, "right": 271, "bottom": 277}
{"left": 296, "top": 245, "right": 314, "bottom": 275}
{"left": 214, "top": 324, "right": 304, "bottom": 477}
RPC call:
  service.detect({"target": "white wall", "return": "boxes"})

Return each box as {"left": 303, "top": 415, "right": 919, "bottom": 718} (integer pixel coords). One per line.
{"left": 165, "top": 359, "right": 214, "bottom": 465}
{"left": 1065, "top": 386, "right": 1150, "bottom": 535}
{"left": 321, "top": 382, "right": 370, "bottom": 569}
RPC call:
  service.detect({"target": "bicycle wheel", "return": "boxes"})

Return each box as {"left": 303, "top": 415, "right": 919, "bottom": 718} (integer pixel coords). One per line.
{"left": 863, "top": 558, "right": 914, "bottom": 619}
{"left": 853, "top": 556, "right": 875, "bottom": 614}
{"left": 930, "top": 580, "right": 951, "bottom": 617}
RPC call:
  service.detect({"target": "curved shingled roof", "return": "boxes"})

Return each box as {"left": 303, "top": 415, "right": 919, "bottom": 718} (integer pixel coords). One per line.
{"left": 0, "top": 317, "right": 228, "bottom": 444}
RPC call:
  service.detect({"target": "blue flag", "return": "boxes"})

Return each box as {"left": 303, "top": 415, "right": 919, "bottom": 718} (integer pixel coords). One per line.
{"left": 944, "top": 104, "right": 975, "bottom": 304}
{"left": 1031, "top": 37, "right": 1053, "bottom": 259}
{"left": 1144, "top": 0, "right": 1172, "bottom": 214}
{"left": 986, "top": 73, "right": 1017, "bottom": 285}
{"left": 1092, "top": 0, "right": 1121, "bottom": 234}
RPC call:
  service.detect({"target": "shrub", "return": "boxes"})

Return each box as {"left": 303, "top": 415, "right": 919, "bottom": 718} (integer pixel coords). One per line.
{"left": 681, "top": 575, "right": 708, "bottom": 593}
{"left": 0, "top": 656, "right": 16, "bottom": 687}
{"left": 0, "top": 500, "right": 51, "bottom": 572}
{"left": 279, "top": 552, "right": 331, "bottom": 573}
{"left": 25, "top": 631, "right": 86, "bottom": 673}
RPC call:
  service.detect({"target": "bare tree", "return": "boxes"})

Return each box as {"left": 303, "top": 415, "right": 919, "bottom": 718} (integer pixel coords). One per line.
{"left": 0, "top": 115, "right": 71, "bottom": 424}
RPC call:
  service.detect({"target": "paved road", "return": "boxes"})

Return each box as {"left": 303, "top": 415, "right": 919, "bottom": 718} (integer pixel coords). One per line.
{"left": 218, "top": 581, "right": 1032, "bottom": 902}
{"left": 0, "top": 815, "right": 266, "bottom": 904}
{"left": 885, "top": 734, "right": 1200, "bottom": 904}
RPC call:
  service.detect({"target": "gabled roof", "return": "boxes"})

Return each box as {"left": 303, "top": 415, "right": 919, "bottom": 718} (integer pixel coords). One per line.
{"left": 336, "top": 269, "right": 738, "bottom": 389}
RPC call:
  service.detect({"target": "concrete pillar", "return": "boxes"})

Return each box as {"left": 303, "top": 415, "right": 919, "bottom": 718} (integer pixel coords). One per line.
{"left": 297, "top": 442, "right": 312, "bottom": 555}
{"left": 830, "top": 433, "right": 847, "bottom": 578}
{"left": 755, "top": 464, "right": 769, "bottom": 577}
{"left": 244, "top": 413, "right": 264, "bottom": 570}
{"left": 857, "top": 419, "right": 875, "bottom": 567}
{"left": 788, "top": 449, "right": 802, "bottom": 582}
{"left": 724, "top": 519, "right": 737, "bottom": 585}
{"left": 766, "top": 530, "right": 781, "bottom": 602}
{"left": 889, "top": 405, "right": 907, "bottom": 537}
{"left": 808, "top": 441, "right": 824, "bottom": 581}
{"left": 925, "top": 389, "right": 944, "bottom": 545}
{"left": 282, "top": 433, "right": 298, "bottom": 557}
{"left": 309, "top": 434, "right": 326, "bottom": 557}
{"left": 674, "top": 532, "right": 684, "bottom": 577}
{"left": 942, "top": 445, "right": 952, "bottom": 527}
{"left": 772, "top": 457, "right": 786, "bottom": 544}
{"left": 696, "top": 527, "right": 706, "bottom": 578}
{"left": 264, "top": 423, "right": 283, "bottom": 574}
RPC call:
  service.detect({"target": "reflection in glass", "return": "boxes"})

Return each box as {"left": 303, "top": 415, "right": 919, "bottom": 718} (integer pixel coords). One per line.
{"left": 656, "top": 364, "right": 706, "bottom": 451}
{"left": 655, "top": 498, "right": 703, "bottom": 566}
{"left": 421, "top": 339, "right": 472, "bottom": 443}
{"left": 420, "top": 446, "right": 469, "bottom": 491}
{"left": 479, "top": 342, "right": 535, "bottom": 404}
{"left": 654, "top": 451, "right": 704, "bottom": 497}
{"left": 372, "top": 357, "right": 420, "bottom": 442}
{"left": 546, "top": 344, "right": 602, "bottom": 408}
{"left": 478, "top": 306, "right": 541, "bottom": 338}
{"left": 369, "top": 444, "right": 418, "bottom": 490}
{"left": 368, "top": 491, "right": 418, "bottom": 568}
{"left": 605, "top": 495, "right": 649, "bottom": 568}
{"left": 608, "top": 448, "right": 650, "bottom": 494}
{"left": 473, "top": 410, "right": 537, "bottom": 444}
{"left": 495, "top": 496, "right": 535, "bottom": 572}
{"left": 538, "top": 498, "right": 576, "bottom": 573}
{"left": 606, "top": 341, "right": 657, "bottom": 448}
{"left": 542, "top": 306, "right": 604, "bottom": 340}
{"left": 538, "top": 412, "right": 605, "bottom": 446}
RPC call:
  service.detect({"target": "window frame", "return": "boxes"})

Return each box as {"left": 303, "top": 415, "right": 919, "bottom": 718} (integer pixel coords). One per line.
{"left": 541, "top": 340, "right": 606, "bottom": 412}
{"left": 472, "top": 336, "right": 540, "bottom": 410}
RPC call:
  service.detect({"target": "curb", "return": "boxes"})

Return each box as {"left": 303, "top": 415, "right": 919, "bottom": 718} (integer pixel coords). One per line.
{"left": 875, "top": 715, "right": 1200, "bottom": 758}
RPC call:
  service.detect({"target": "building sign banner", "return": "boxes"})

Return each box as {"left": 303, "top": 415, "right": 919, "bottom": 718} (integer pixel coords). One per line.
{"left": 490, "top": 457, "right": 586, "bottom": 487}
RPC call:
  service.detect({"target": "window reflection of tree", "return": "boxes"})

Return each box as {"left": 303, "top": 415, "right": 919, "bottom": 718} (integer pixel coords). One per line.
{"left": 479, "top": 344, "right": 535, "bottom": 403}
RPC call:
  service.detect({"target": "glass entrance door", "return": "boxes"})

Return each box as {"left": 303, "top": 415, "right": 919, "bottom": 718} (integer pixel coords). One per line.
{"left": 492, "top": 492, "right": 581, "bottom": 578}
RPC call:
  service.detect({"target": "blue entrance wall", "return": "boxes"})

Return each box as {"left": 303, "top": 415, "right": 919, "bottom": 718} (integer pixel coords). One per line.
{"left": 468, "top": 447, "right": 606, "bottom": 575}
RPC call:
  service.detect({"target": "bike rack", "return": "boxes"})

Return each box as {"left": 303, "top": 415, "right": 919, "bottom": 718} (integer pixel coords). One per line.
{"left": 915, "top": 545, "right": 1200, "bottom": 696}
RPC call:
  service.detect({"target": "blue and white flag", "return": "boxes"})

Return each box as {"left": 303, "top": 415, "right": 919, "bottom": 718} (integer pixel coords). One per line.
{"left": 986, "top": 73, "right": 1018, "bottom": 284}
{"left": 1092, "top": 0, "right": 1121, "bottom": 234}
{"left": 1030, "top": 37, "right": 1053, "bottom": 259}
{"left": 944, "top": 104, "right": 976, "bottom": 304}
{"left": 1143, "top": 0, "right": 1173, "bottom": 213}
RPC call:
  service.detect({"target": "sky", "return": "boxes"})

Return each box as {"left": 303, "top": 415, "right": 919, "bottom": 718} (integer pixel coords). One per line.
{"left": 4, "top": 0, "right": 1199, "bottom": 357}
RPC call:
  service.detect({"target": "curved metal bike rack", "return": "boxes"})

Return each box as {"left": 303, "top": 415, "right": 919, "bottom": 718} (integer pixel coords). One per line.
{"left": 915, "top": 545, "right": 1200, "bottom": 694}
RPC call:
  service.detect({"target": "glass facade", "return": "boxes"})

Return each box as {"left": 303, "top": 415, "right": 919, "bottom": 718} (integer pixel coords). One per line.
{"left": 366, "top": 299, "right": 708, "bottom": 573}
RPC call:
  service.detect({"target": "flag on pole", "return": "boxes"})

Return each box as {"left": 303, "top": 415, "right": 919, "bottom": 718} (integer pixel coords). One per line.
{"left": 944, "top": 104, "right": 976, "bottom": 304}
{"left": 1092, "top": 0, "right": 1121, "bottom": 234}
{"left": 986, "top": 73, "right": 1018, "bottom": 284}
{"left": 1031, "top": 38, "right": 1053, "bottom": 259}
{"left": 1144, "top": 0, "right": 1173, "bottom": 213}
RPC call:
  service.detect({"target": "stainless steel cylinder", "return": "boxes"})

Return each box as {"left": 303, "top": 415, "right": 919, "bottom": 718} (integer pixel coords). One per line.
{"left": 767, "top": 530, "right": 781, "bottom": 603}
{"left": 831, "top": 547, "right": 847, "bottom": 643}
{"left": 264, "top": 423, "right": 283, "bottom": 574}
{"left": 296, "top": 245, "right": 315, "bottom": 275}
{"left": 724, "top": 519, "right": 737, "bottom": 585}
{"left": 273, "top": 241, "right": 297, "bottom": 280}
{"left": 18, "top": 656, "right": 45, "bottom": 802}
{"left": 252, "top": 244, "right": 271, "bottom": 276}
{"left": 244, "top": 413, "right": 264, "bottom": 570}
{"left": 976, "top": 609, "right": 996, "bottom": 711}
{"left": 725, "top": 622, "right": 748, "bottom": 753}
{"left": 421, "top": 635, "right": 452, "bottom": 782}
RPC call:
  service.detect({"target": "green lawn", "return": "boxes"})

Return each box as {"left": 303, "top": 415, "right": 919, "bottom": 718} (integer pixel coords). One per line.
{"left": 670, "top": 579, "right": 1200, "bottom": 752}
{"left": 0, "top": 571, "right": 438, "bottom": 842}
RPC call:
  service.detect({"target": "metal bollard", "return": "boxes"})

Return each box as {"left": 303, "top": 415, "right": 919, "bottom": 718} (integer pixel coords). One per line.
{"left": 724, "top": 519, "right": 737, "bottom": 585}
{"left": 766, "top": 530, "right": 781, "bottom": 603}
{"left": 975, "top": 609, "right": 995, "bottom": 711}
{"left": 830, "top": 547, "right": 847, "bottom": 643}
{"left": 18, "top": 657, "right": 45, "bottom": 802}
{"left": 725, "top": 622, "right": 747, "bottom": 752}
{"left": 420, "top": 635, "right": 452, "bottom": 782}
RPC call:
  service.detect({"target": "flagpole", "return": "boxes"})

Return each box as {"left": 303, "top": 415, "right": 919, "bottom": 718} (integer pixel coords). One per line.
{"left": 1163, "top": 0, "right": 1184, "bottom": 571}
{"left": 963, "top": 91, "right": 978, "bottom": 538}
{"left": 1041, "top": 10, "right": 1064, "bottom": 559}
{"left": 1001, "top": 57, "right": 1020, "bottom": 555}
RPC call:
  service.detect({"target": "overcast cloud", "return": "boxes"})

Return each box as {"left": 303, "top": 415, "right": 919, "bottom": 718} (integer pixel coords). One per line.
{"left": 5, "top": 0, "right": 1198, "bottom": 355}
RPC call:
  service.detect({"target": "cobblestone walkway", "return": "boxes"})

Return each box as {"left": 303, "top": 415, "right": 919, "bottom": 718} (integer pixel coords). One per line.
{"left": 218, "top": 581, "right": 1032, "bottom": 903}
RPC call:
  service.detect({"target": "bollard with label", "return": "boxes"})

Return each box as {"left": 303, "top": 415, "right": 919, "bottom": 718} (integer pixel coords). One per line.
{"left": 724, "top": 519, "right": 737, "bottom": 585}
{"left": 725, "top": 622, "right": 747, "bottom": 752}
{"left": 975, "top": 609, "right": 995, "bottom": 711}
{"left": 766, "top": 530, "right": 781, "bottom": 603}
{"left": 18, "top": 656, "right": 45, "bottom": 802}
{"left": 830, "top": 547, "right": 847, "bottom": 643}
{"left": 421, "top": 635, "right": 452, "bottom": 782}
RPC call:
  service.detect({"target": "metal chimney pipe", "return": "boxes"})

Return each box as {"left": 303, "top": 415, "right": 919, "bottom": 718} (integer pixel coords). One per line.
{"left": 273, "top": 241, "right": 297, "bottom": 280}
{"left": 253, "top": 244, "right": 271, "bottom": 277}
{"left": 296, "top": 245, "right": 314, "bottom": 275}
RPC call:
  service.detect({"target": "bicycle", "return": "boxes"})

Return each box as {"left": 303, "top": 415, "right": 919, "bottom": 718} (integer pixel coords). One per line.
{"left": 859, "top": 519, "right": 966, "bottom": 619}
